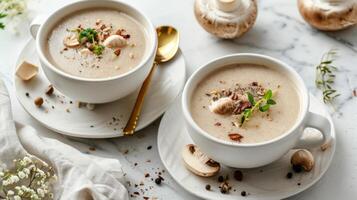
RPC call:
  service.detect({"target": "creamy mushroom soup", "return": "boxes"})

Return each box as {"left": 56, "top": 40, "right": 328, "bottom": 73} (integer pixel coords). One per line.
{"left": 46, "top": 8, "right": 148, "bottom": 79}
{"left": 190, "top": 64, "right": 300, "bottom": 144}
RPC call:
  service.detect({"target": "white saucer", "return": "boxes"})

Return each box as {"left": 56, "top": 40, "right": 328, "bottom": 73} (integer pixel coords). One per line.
{"left": 14, "top": 39, "right": 186, "bottom": 138}
{"left": 157, "top": 94, "right": 336, "bottom": 200}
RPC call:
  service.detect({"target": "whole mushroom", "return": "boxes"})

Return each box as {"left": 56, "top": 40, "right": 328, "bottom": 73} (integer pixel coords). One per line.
{"left": 291, "top": 149, "right": 315, "bottom": 172}
{"left": 298, "top": 0, "right": 357, "bottom": 31}
{"left": 194, "top": 0, "right": 258, "bottom": 39}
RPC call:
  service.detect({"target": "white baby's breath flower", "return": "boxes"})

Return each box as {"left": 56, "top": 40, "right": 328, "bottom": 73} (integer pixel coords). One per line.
{"left": 37, "top": 188, "right": 45, "bottom": 197}
{"left": 23, "top": 168, "right": 30, "bottom": 175}
{"left": 11, "top": 175, "right": 20, "bottom": 183}
{"left": 3, "top": 179, "right": 10, "bottom": 186}
{"left": 0, "top": 155, "right": 55, "bottom": 200}
{"left": 23, "top": 156, "right": 32, "bottom": 164}
{"left": 7, "top": 190, "right": 15, "bottom": 196}
{"left": 14, "top": 195, "right": 22, "bottom": 200}
{"left": 18, "top": 171, "right": 26, "bottom": 179}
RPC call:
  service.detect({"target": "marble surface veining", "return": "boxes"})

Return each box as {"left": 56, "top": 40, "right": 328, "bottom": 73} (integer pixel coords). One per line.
{"left": 0, "top": 0, "right": 356, "bottom": 199}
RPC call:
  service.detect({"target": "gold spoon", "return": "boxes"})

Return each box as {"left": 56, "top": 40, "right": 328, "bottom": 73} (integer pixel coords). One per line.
{"left": 123, "top": 26, "right": 180, "bottom": 135}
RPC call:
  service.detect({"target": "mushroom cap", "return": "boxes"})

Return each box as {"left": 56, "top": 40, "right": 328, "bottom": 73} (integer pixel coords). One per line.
{"left": 63, "top": 33, "right": 80, "bottom": 47}
{"left": 291, "top": 149, "right": 315, "bottom": 172}
{"left": 182, "top": 144, "right": 220, "bottom": 177}
{"left": 103, "top": 34, "right": 127, "bottom": 48}
{"left": 298, "top": 0, "right": 357, "bottom": 31}
{"left": 194, "top": 0, "right": 258, "bottom": 39}
{"left": 209, "top": 97, "right": 235, "bottom": 115}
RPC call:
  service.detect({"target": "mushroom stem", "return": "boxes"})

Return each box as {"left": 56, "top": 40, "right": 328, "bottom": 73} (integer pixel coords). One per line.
{"left": 215, "top": 0, "right": 241, "bottom": 12}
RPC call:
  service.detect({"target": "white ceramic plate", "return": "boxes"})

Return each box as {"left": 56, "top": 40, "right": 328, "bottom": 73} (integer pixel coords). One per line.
{"left": 157, "top": 94, "right": 336, "bottom": 200}
{"left": 15, "top": 39, "right": 186, "bottom": 138}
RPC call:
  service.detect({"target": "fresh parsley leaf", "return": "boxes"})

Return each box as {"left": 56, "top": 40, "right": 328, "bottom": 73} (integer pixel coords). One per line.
{"left": 259, "top": 104, "right": 270, "bottom": 112}
{"left": 0, "top": 23, "right": 5, "bottom": 30}
{"left": 264, "top": 89, "right": 272, "bottom": 100}
{"left": 239, "top": 88, "right": 277, "bottom": 126}
{"left": 247, "top": 92, "right": 255, "bottom": 105}
{"left": 92, "top": 44, "right": 105, "bottom": 55}
{"left": 79, "top": 28, "right": 97, "bottom": 43}
{"left": 267, "top": 99, "right": 276, "bottom": 105}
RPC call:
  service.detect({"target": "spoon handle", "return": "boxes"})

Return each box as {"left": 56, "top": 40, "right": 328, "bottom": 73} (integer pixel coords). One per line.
{"left": 123, "top": 62, "right": 158, "bottom": 135}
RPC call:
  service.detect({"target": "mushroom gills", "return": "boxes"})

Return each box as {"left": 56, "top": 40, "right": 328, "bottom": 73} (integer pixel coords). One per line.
{"left": 182, "top": 144, "right": 220, "bottom": 177}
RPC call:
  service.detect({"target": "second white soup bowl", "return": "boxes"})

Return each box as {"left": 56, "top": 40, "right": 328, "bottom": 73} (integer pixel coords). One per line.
{"left": 182, "top": 54, "right": 332, "bottom": 168}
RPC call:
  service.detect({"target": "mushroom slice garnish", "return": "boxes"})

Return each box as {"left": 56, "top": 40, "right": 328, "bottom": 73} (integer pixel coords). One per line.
{"left": 103, "top": 35, "right": 127, "bottom": 48}
{"left": 182, "top": 144, "right": 220, "bottom": 177}
{"left": 79, "top": 48, "right": 92, "bottom": 58}
{"left": 63, "top": 33, "right": 80, "bottom": 47}
{"left": 298, "top": 0, "right": 357, "bottom": 31}
{"left": 209, "top": 97, "right": 235, "bottom": 115}
{"left": 16, "top": 61, "right": 39, "bottom": 81}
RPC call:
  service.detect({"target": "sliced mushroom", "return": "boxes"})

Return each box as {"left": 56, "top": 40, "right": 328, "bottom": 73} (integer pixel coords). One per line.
{"left": 291, "top": 149, "right": 314, "bottom": 172}
{"left": 182, "top": 144, "right": 220, "bottom": 177}
{"left": 194, "top": 0, "right": 258, "bottom": 39}
{"left": 79, "top": 48, "right": 92, "bottom": 58}
{"left": 63, "top": 33, "right": 80, "bottom": 47}
{"left": 103, "top": 35, "right": 127, "bottom": 48}
{"left": 16, "top": 61, "right": 39, "bottom": 81}
{"left": 298, "top": 0, "right": 357, "bottom": 31}
{"left": 209, "top": 97, "right": 235, "bottom": 115}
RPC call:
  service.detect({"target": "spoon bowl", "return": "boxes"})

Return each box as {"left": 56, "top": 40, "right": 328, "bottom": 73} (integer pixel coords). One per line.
{"left": 156, "top": 26, "right": 180, "bottom": 63}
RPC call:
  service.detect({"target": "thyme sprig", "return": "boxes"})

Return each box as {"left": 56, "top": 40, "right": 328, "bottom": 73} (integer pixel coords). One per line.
{"left": 315, "top": 49, "right": 340, "bottom": 104}
{"left": 240, "top": 89, "right": 276, "bottom": 126}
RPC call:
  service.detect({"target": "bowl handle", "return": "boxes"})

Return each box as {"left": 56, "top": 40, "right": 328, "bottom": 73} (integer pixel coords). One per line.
{"left": 294, "top": 111, "right": 333, "bottom": 149}
{"left": 30, "top": 15, "right": 47, "bottom": 39}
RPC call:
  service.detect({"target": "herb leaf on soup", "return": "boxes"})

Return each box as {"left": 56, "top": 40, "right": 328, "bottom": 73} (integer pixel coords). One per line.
{"left": 240, "top": 89, "right": 276, "bottom": 126}
{"left": 79, "top": 28, "right": 98, "bottom": 43}
{"left": 92, "top": 44, "right": 105, "bottom": 55}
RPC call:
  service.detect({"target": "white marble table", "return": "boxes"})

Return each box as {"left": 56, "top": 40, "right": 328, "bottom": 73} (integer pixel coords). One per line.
{"left": 1, "top": 0, "right": 357, "bottom": 199}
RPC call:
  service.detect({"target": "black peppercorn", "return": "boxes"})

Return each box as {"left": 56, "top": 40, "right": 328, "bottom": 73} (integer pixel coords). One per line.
{"left": 241, "top": 191, "right": 247, "bottom": 196}
{"left": 155, "top": 178, "right": 161, "bottom": 185}
{"left": 218, "top": 175, "right": 224, "bottom": 182}
{"left": 234, "top": 170, "right": 243, "bottom": 181}
{"left": 286, "top": 172, "right": 293, "bottom": 179}
{"left": 205, "top": 184, "right": 211, "bottom": 191}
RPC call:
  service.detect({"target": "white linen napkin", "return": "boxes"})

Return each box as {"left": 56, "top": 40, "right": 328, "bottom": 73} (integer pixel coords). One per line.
{"left": 0, "top": 79, "right": 129, "bottom": 200}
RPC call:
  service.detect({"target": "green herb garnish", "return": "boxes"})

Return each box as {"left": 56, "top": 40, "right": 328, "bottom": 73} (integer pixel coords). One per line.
{"left": 240, "top": 89, "right": 276, "bottom": 126}
{"left": 79, "top": 28, "right": 98, "bottom": 43}
{"left": 0, "top": 13, "right": 7, "bottom": 29}
{"left": 315, "top": 49, "right": 340, "bottom": 104}
{"left": 92, "top": 44, "right": 105, "bottom": 55}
